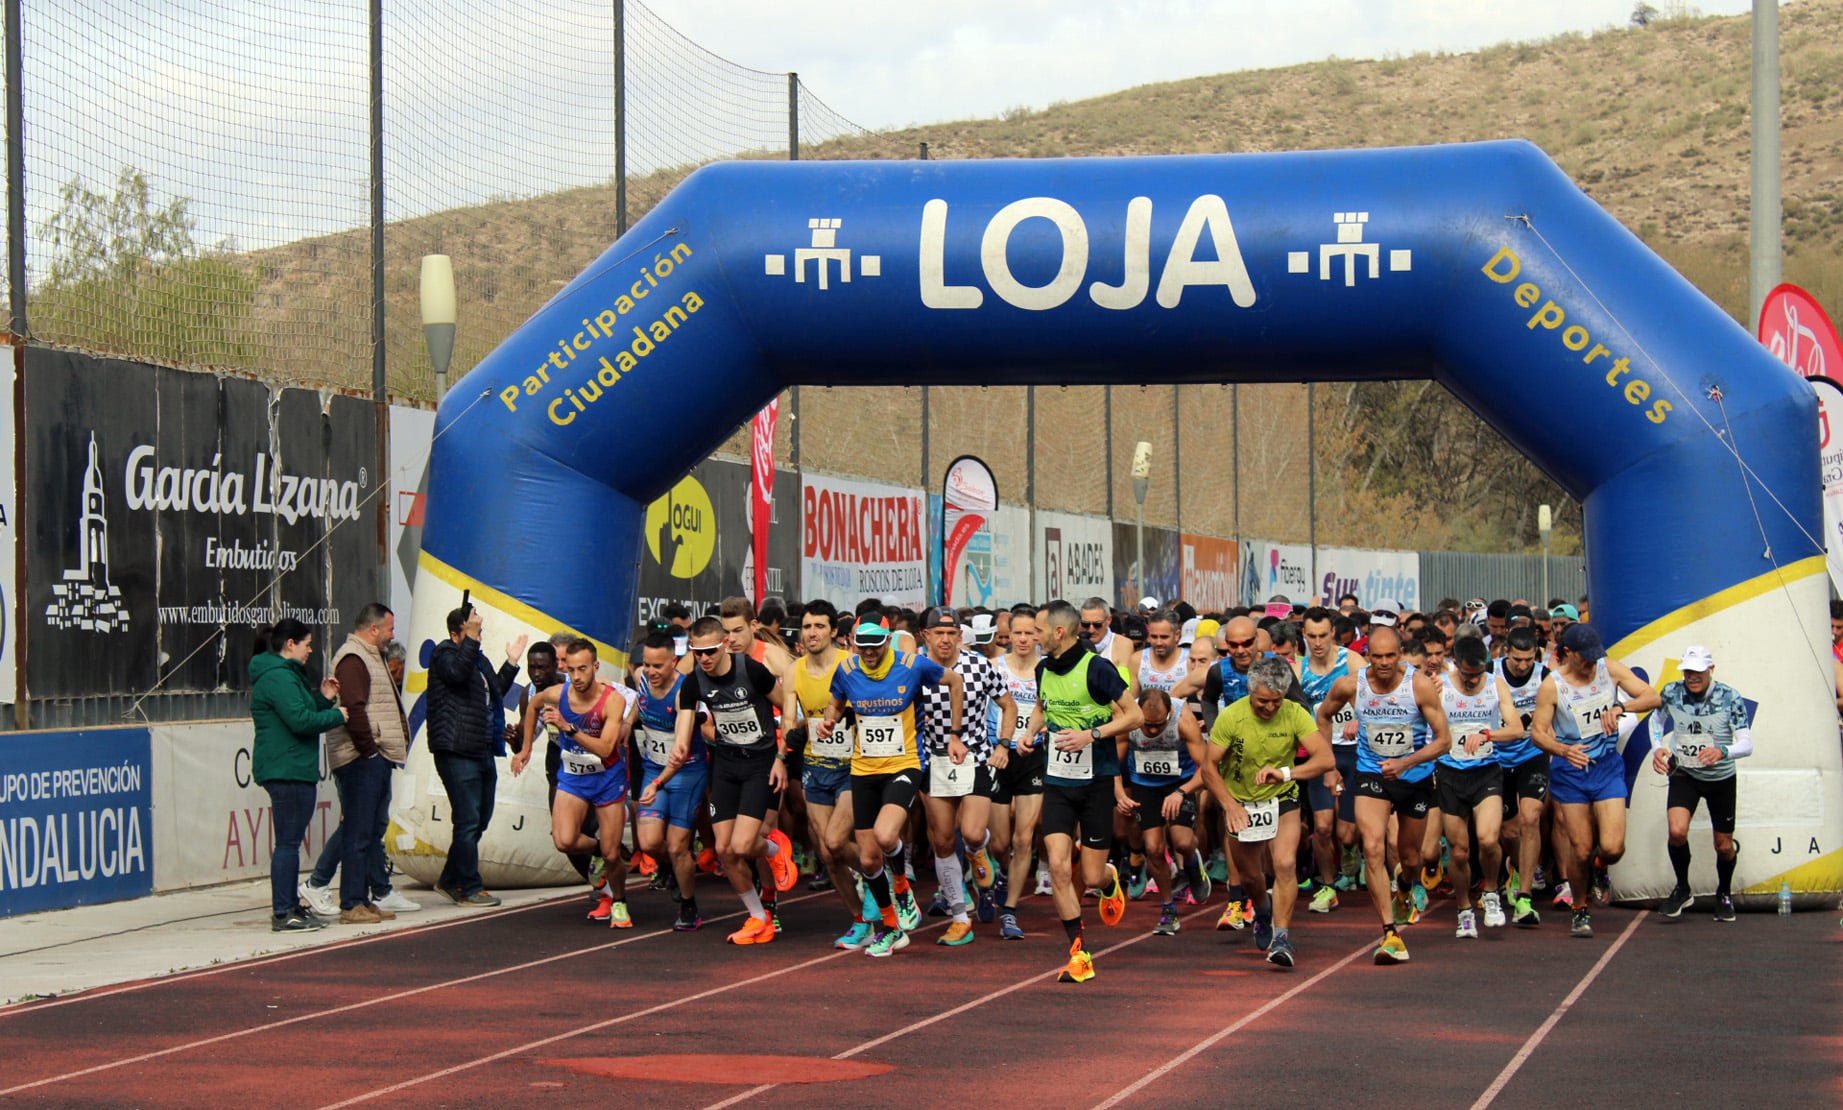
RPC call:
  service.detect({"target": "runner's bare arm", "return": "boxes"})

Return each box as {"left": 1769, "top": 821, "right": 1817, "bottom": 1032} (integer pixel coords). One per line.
{"left": 1491, "top": 676, "right": 1527, "bottom": 743}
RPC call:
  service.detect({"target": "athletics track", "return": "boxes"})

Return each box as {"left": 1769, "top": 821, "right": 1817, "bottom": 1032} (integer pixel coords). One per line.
{"left": 2, "top": 882, "right": 1838, "bottom": 1108}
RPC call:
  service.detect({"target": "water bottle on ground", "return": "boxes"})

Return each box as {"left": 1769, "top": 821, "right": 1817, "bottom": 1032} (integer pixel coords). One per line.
{"left": 1777, "top": 879, "right": 1792, "bottom": 916}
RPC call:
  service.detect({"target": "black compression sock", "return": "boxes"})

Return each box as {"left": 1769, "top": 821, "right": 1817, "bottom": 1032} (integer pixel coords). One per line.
{"left": 1668, "top": 841, "right": 1692, "bottom": 889}
{"left": 1715, "top": 850, "right": 1737, "bottom": 896}
{"left": 1062, "top": 916, "right": 1083, "bottom": 944}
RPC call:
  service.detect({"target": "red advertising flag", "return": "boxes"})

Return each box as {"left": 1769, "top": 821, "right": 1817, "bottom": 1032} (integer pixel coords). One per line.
{"left": 1758, "top": 283, "right": 1842, "bottom": 385}
{"left": 941, "top": 455, "right": 997, "bottom": 606}
{"left": 749, "top": 398, "right": 778, "bottom": 605}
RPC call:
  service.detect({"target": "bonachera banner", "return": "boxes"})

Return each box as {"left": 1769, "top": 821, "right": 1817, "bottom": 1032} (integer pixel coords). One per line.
{"left": 24, "top": 349, "right": 382, "bottom": 699}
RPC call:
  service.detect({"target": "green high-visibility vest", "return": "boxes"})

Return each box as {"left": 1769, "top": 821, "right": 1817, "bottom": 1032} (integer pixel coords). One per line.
{"left": 1040, "top": 651, "right": 1110, "bottom": 732}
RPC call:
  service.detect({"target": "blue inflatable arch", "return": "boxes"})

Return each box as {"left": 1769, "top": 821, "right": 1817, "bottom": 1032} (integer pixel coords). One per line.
{"left": 396, "top": 140, "right": 1840, "bottom": 901}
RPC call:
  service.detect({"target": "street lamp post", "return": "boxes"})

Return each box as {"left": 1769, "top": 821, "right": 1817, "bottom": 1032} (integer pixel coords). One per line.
{"left": 421, "top": 255, "right": 456, "bottom": 400}
{"left": 1132, "top": 441, "right": 1152, "bottom": 603}
{"left": 1539, "top": 503, "right": 1553, "bottom": 608}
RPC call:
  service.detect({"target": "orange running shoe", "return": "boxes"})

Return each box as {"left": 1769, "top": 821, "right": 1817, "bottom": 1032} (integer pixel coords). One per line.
{"left": 587, "top": 892, "right": 613, "bottom": 922}
{"left": 696, "top": 848, "right": 721, "bottom": 875}
{"left": 1058, "top": 938, "right": 1095, "bottom": 983}
{"left": 1098, "top": 863, "right": 1127, "bottom": 927}
{"left": 633, "top": 851, "right": 659, "bottom": 877}
{"left": 726, "top": 914, "right": 777, "bottom": 945}
{"left": 765, "top": 828, "right": 799, "bottom": 893}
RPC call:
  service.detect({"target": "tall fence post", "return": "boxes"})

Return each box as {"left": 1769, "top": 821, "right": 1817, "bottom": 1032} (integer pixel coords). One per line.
{"left": 787, "top": 72, "right": 799, "bottom": 160}
{"left": 6, "top": 0, "right": 28, "bottom": 726}
{"left": 614, "top": 0, "right": 627, "bottom": 238}
{"left": 368, "top": 0, "right": 390, "bottom": 585}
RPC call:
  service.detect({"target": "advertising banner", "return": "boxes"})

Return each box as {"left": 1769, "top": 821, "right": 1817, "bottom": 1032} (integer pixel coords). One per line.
{"left": 1313, "top": 546, "right": 1422, "bottom": 611}
{"left": 0, "top": 727, "right": 153, "bottom": 916}
{"left": 388, "top": 404, "right": 436, "bottom": 627}
{"left": 1112, "top": 522, "right": 1179, "bottom": 609}
{"left": 941, "top": 455, "right": 998, "bottom": 607}
{"left": 1814, "top": 378, "right": 1843, "bottom": 597}
{"left": 148, "top": 720, "right": 341, "bottom": 892}
{"left": 749, "top": 400, "right": 778, "bottom": 605}
{"left": 636, "top": 457, "right": 800, "bottom": 628}
{"left": 1179, "top": 533, "right": 1237, "bottom": 612}
{"left": 24, "top": 349, "right": 385, "bottom": 698}
{"left": 987, "top": 504, "right": 1029, "bottom": 607}
{"left": 801, "top": 471, "right": 927, "bottom": 609}
{"left": 1035, "top": 510, "right": 1111, "bottom": 604}
{"left": 1239, "top": 540, "right": 1314, "bottom": 607}
{"left": 1758, "top": 282, "right": 1841, "bottom": 385}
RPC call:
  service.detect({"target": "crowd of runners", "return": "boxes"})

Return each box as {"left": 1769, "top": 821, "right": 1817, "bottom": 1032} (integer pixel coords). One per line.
{"left": 504, "top": 592, "right": 1754, "bottom": 981}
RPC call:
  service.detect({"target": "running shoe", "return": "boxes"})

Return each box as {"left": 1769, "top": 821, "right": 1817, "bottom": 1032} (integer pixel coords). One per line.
{"left": 633, "top": 850, "right": 658, "bottom": 876}
{"left": 673, "top": 904, "right": 703, "bottom": 932}
{"left": 1309, "top": 886, "right": 1339, "bottom": 914}
{"left": 976, "top": 886, "right": 997, "bottom": 924}
{"left": 1035, "top": 868, "right": 1054, "bottom": 896}
{"left": 272, "top": 911, "right": 327, "bottom": 932}
{"left": 927, "top": 889, "right": 952, "bottom": 917}
{"left": 865, "top": 928, "right": 909, "bottom": 957}
{"left": 726, "top": 915, "right": 776, "bottom": 945}
{"left": 1410, "top": 881, "right": 1429, "bottom": 913}
{"left": 696, "top": 848, "right": 721, "bottom": 875}
{"left": 1659, "top": 886, "right": 1693, "bottom": 919}
{"left": 835, "top": 920, "right": 875, "bottom": 949}
{"left": 1713, "top": 894, "right": 1736, "bottom": 923}
{"left": 587, "top": 892, "right": 614, "bottom": 922}
{"left": 970, "top": 846, "right": 997, "bottom": 890}
{"left": 1333, "top": 873, "right": 1361, "bottom": 893}
{"left": 298, "top": 881, "right": 338, "bottom": 918}
{"left": 1098, "top": 864, "right": 1127, "bottom": 927}
{"left": 1391, "top": 887, "right": 1416, "bottom": 927}
{"left": 1505, "top": 867, "right": 1520, "bottom": 900}
{"left": 1190, "top": 850, "right": 1212, "bottom": 903}
{"left": 609, "top": 900, "right": 633, "bottom": 929}
{"left": 588, "top": 854, "right": 607, "bottom": 892}
{"left": 1168, "top": 871, "right": 1191, "bottom": 906}
{"left": 895, "top": 887, "right": 923, "bottom": 932}
{"left": 1481, "top": 891, "right": 1506, "bottom": 929}
{"left": 1570, "top": 910, "right": 1593, "bottom": 938}
{"left": 999, "top": 912, "right": 1026, "bottom": 940}
{"left": 1057, "top": 940, "right": 1095, "bottom": 983}
{"left": 1266, "top": 933, "right": 1297, "bottom": 968}
{"left": 1218, "top": 899, "right": 1249, "bottom": 931}
{"left": 1420, "top": 860, "right": 1444, "bottom": 895}
{"left": 1127, "top": 861, "right": 1150, "bottom": 900}
{"left": 1513, "top": 895, "right": 1541, "bottom": 928}
{"left": 1373, "top": 931, "right": 1410, "bottom": 964}
{"left": 375, "top": 889, "right": 422, "bottom": 914}
{"left": 1531, "top": 865, "right": 1548, "bottom": 893}
{"left": 1551, "top": 881, "right": 1574, "bottom": 909}
{"left": 808, "top": 870, "right": 834, "bottom": 892}
{"left": 1455, "top": 909, "right": 1478, "bottom": 939}
{"left": 938, "top": 921, "right": 976, "bottom": 947}
{"left": 1153, "top": 904, "right": 1180, "bottom": 936}
{"left": 764, "top": 828, "right": 799, "bottom": 893}
{"left": 1590, "top": 861, "right": 1611, "bottom": 906}
{"left": 1253, "top": 916, "right": 1274, "bottom": 952}
{"left": 647, "top": 871, "right": 672, "bottom": 892}
{"left": 1205, "top": 852, "right": 1229, "bottom": 883}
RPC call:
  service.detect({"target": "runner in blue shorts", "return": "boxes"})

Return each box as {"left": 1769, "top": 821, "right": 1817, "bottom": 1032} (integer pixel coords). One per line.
{"left": 513, "top": 638, "right": 639, "bottom": 928}
{"left": 1530, "top": 623, "right": 1659, "bottom": 940}
{"left": 632, "top": 630, "right": 710, "bottom": 932}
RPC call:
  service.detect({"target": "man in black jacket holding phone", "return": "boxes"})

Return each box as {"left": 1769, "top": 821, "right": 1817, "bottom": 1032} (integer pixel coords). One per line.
{"left": 427, "top": 602, "right": 528, "bottom": 906}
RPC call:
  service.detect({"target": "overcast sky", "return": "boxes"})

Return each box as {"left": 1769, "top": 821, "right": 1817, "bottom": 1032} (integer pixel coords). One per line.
{"left": 650, "top": 1, "right": 1760, "bottom": 132}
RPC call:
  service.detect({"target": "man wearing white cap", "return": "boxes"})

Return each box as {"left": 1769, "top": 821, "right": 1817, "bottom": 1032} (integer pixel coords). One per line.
{"left": 1652, "top": 646, "right": 1750, "bottom": 922}
{"left": 1370, "top": 599, "right": 1402, "bottom": 631}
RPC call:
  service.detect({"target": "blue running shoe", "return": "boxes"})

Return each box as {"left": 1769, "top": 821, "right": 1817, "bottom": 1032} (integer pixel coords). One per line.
{"left": 999, "top": 911, "right": 1025, "bottom": 940}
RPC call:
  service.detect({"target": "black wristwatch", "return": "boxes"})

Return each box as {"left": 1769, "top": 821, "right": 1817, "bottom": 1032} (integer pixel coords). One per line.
{"left": 1090, "top": 726, "right": 1103, "bottom": 742}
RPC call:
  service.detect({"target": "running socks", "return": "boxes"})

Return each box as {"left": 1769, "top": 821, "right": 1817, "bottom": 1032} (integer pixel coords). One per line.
{"left": 1062, "top": 916, "right": 1083, "bottom": 944}
{"left": 1715, "top": 847, "right": 1737, "bottom": 896}
{"left": 1668, "top": 841, "right": 1692, "bottom": 888}
{"left": 888, "top": 842, "right": 909, "bottom": 892}
{"left": 936, "top": 854, "right": 968, "bottom": 917}
{"left": 865, "top": 866, "right": 893, "bottom": 909}
{"left": 740, "top": 888, "right": 766, "bottom": 919}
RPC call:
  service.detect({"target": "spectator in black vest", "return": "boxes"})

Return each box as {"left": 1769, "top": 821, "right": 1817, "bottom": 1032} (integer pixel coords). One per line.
{"left": 426, "top": 604, "right": 527, "bottom": 907}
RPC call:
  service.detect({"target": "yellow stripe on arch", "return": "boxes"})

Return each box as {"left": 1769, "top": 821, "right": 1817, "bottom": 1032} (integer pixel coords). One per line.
{"left": 417, "top": 550, "right": 629, "bottom": 670}
{"left": 1607, "top": 555, "right": 1826, "bottom": 659}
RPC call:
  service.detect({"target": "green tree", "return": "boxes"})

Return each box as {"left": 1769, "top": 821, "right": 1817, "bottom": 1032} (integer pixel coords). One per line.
{"left": 33, "top": 166, "right": 258, "bottom": 366}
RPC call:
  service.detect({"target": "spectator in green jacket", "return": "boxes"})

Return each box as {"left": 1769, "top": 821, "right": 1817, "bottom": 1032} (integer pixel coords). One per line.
{"left": 251, "top": 617, "right": 347, "bottom": 932}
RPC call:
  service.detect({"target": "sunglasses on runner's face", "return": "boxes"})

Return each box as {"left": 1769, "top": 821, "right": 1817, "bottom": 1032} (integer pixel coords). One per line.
{"left": 1457, "top": 665, "right": 1487, "bottom": 679}
{"left": 689, "top": 645, "right": 724, "bottom": 656}
{"left": 1080, "top": 620, "right": 1107, "bottom": 630}
{"left": 1225, "top": 637, "right": 1256, "bottom": 650}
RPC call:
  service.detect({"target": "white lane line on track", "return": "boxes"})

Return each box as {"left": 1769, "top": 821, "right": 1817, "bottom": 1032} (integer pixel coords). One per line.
{"left": 1468, "top": 911, "right": 1645, "bottom": 1110}
{"left": 0, "top": 893, "right": 822, "bottom": 1097}
{"left": 319, "top": 915, "right": 954, "bottom": 1109}
{"left": 1091, "top": 937, "right": 1374, "bottom": 1109}
{"left": 701, "top": 903, "right": 1224, "bottom": 1110}
{"left": 0, "top": 890, "right": 583, "bottom": 1017}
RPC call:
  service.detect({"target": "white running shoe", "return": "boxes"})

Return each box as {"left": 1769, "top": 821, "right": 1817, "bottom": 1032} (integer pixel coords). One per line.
{"left": 1481, "top": 891, "right": 1506, "bottom": 929}
{"left": 1035, "top": 868, "right": 1053, "bottom": 896}
{"left": 1455, "top": 909, "right": 1479, "bottom": 939}
{"left": 298, "top": 881, "right": 338, "bottom": 917}
{"left": 375, "top": 889, "right": 423, "bottom": 913}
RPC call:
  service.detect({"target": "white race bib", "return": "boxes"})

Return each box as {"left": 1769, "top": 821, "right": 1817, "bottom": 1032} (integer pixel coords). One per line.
{"left": 1570, "top": 691, "right": 1613, "bottom": 740}
{"left": 1047, "top": 739, "right": 1094, "bottom": 782}
{"left": 929, "top": 754, "right": 974, "bottom": 797}
{"left": 1451, "top": 722, "right": 1494, "bottom": 762}
{"left": 1235, "top": 797, "right": 1280, "bottom": 842}
{"left": 1672, "top": 721, "right": 1712, "bottom": 766}
{"left": 713, "top": 705, "right": 767, "bottom": 747}
{"left": 1010, "top": 709, "right": 1033, "bottom": 749}
{"left": 1136, "top": 748, "right": 1180, "bottom": 778}
{"left": 638, "top": 725, "right": 675, "bottom": 766}
{"left": 1367, "top": 724, "right": 1413, "bottom": 758}
{"left": 857, "top": 715, "right": 907, "bottom": 759}
{"left": 809, "top": 721, "right": 854, "bottom": 760}
{"left": 562, "top": 749, "right": 605, "bottom": 776}
{"left": 1329, "top": 705, "right": 1357, "bottom": 744}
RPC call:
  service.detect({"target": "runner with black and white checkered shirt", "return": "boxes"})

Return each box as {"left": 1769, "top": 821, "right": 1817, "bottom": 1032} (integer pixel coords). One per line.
{"left": 916, "top": 606, "right": 1016, "bottom": 946}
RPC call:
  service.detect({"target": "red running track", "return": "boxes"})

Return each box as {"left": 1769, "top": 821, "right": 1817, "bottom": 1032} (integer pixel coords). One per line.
{"left": 2, "top": 883, "right": 1838, "bottom": 1108}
